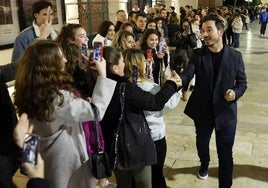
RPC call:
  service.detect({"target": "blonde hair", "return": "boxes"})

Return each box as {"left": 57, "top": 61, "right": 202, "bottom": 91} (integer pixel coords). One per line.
{"left": 112, "top": 30, "right": 135, "bottom": 51}
{"left": 122, "top": 48, "right": 146, "bottom": 83}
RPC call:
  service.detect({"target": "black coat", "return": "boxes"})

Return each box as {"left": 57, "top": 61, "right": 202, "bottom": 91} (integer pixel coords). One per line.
{"left": 167, "top": 23, "right": 180, "bottom": 43}
{"left": 27, "top": 178, "right": 50, "bottom": 188}
{"left": 101, "top": 74, "right": 177, "bottom": 155}
{"left": 0, "top": 62, "right": 20, "bottom": 188}
{"left": 0, "top": 62, "right": 18, "bottom": 155}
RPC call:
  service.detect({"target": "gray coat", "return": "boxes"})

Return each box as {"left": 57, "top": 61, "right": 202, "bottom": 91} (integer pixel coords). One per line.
{"left": 31, "top": 76, "right": 116, "bottom": 188}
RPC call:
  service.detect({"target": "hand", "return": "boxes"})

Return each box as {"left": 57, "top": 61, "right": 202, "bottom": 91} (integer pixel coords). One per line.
{"left": 13, "top": 113, "right": 33, "bottom": 148}
{"left": 163, "top": 44, "right": 169, "bottom": 54}
{"left": 89, "top": 57, "right": 106, "bottom": 77}
{"left": 182, "top": 31, "right": 188, "bottom": 36}
{"left": 224, "top": 89, "right": 236, "bottom": 102}
{"left": 23, "top": 154, "right": 44, "bottom": 179}
{"left": 38, "top": 6, "right": 53, "bottom": 39}
{"left": 167, "top": 70, "right": 182, "bottom": 88}
{"left": 156, "top": 51, "right": 164, "bottom": 58}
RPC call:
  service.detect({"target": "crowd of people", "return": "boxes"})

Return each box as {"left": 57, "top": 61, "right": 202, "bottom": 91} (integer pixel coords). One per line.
{"left": 0, "top": 1, "right": 252, "bottom": 188}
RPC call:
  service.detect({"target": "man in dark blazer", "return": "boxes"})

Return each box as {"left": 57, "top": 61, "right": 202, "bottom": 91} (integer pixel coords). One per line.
{"left": 179, "top": 14, "right": 247, "bottom": 188}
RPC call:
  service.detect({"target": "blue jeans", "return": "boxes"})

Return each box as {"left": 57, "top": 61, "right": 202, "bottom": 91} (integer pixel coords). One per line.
{"left": 194, "top": 121, "right": 236, "bottom": 188}
{"left": 232, "top": 33, "right": 240, "bottom": 48}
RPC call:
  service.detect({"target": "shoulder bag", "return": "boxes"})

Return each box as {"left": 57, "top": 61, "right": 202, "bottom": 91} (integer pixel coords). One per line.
{"left": 90, "top": 103, "right": 112, "bottom": 179}
{"left": 112, "top": 83, "right": 157, "bottom": 171}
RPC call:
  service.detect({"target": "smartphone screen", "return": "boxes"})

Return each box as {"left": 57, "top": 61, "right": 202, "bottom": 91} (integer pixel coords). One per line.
{"left": 159, "top": 41, "right": 165, "bottom": 53}
{"left": 81, "top": 43, "right": 88, "bottom": 56}
{"left": 81, "top": 43, "right": 88, "bottom": 64}
{"left": 20, "top": 133, "right": 40, "bottom": 175}
{"left": 93, "top": 42, "right": 103, "bottom": 62}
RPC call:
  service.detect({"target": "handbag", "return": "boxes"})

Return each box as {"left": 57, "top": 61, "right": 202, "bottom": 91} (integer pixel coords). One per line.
{"left": 112, "top": 83, "right": 157, "bottom": 171}
{"left": 90, "top": 103, "right": 112, "bottom": 179}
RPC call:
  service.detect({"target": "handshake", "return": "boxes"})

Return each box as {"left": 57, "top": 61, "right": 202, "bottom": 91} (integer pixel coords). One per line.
{"left": 165, "top": 70, "right": 182, "bottom": 88}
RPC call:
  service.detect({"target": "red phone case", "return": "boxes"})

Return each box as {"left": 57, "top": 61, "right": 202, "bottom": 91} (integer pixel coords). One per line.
{"left": 147, "top": 49, "right": 153, "bottom": 61}
{"left": 93, "top": 42, "right": 103, "bottom": 62}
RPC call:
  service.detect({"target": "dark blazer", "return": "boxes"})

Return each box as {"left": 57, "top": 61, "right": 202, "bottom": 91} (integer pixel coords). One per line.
{"left": 180, "top": 46, "right": 247, "bottom": 130}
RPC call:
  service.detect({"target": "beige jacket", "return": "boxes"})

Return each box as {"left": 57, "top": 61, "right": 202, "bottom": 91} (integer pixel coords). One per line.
{"left": 232, "top": 16, "right": 243, "bottom": 33}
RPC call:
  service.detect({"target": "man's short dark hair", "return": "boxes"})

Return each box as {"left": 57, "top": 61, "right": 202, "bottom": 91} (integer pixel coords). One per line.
{"left": 170, "top": 6, "right": 175, "bottom": 11}
{"left": 135, "top": 12, "right": 147, "bottom": 20}
{"left": 32, "top": 0, "right": 52, "bottom": 19}
{"left": 116, "top": 10, "right": 125, "bottom": 15}
{"left": 202, "top": 14, "right": 225, "bottom": 30}
{"left": 185, "top": 5, "right": 191, "bottom": 9}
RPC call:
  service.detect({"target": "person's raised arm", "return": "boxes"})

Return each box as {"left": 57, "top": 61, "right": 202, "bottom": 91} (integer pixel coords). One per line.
{"left": 38, "top": 6, "right": 53, "bottom": 40}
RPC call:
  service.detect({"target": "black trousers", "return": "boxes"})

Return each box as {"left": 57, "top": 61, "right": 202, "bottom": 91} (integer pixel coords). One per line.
{"left": 151, "top": 137, "right": 167, "bottom": 188}
{"left": 0, "top": 154, "right": 19, "bottom": 188}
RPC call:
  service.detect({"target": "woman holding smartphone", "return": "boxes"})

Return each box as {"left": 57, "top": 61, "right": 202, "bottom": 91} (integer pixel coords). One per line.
{"left": 55, "top": 23, "right": 90, "bottom": 97}
{"left": 13, "top": 40, "right": 116, "bottom": 188}
{"left": 140, "top": 29, "right": 169, "bottom": 85}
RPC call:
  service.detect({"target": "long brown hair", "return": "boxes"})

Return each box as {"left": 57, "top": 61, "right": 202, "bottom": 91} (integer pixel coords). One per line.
{"left": 55, "top": 23, "right": 83, "bottom": 74}
{"left": 14, "top": 40, "right": 74, "bottom": 122}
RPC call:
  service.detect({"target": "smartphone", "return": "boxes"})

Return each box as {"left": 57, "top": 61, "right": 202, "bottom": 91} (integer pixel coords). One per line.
{"left": 93, "top": 42, "right": 103, "bottom": 62}
{"left": 146, "top": 49, "right": 153, "bottom": 61}
{"left": 158, "top": 40, "right": 165, "bottom": 53}
{"left": 20, "top": 133, "right": 40, "bottom": 175}
{"left": 81, "top": 43, "right": 88, "bottom": 56}
{"left": 81, "top": 43, "right": 88, "bottom": 64}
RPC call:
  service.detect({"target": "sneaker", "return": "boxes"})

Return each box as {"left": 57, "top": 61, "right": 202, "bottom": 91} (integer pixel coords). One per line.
{"left": 198, "top": 165, "right": 208, "bottom": 180}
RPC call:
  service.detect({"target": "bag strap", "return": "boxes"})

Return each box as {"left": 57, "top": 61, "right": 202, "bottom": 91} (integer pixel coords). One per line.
{"left": 90, "top": 103, "right": 102, "bottom": 154}
{"left": 113, "top": 83, "right": 126, "bottom": 169}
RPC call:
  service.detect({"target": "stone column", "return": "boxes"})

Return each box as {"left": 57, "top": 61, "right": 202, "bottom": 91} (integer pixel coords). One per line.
{"left": 108, "top": 0, "right": 128, "bottom": 24}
